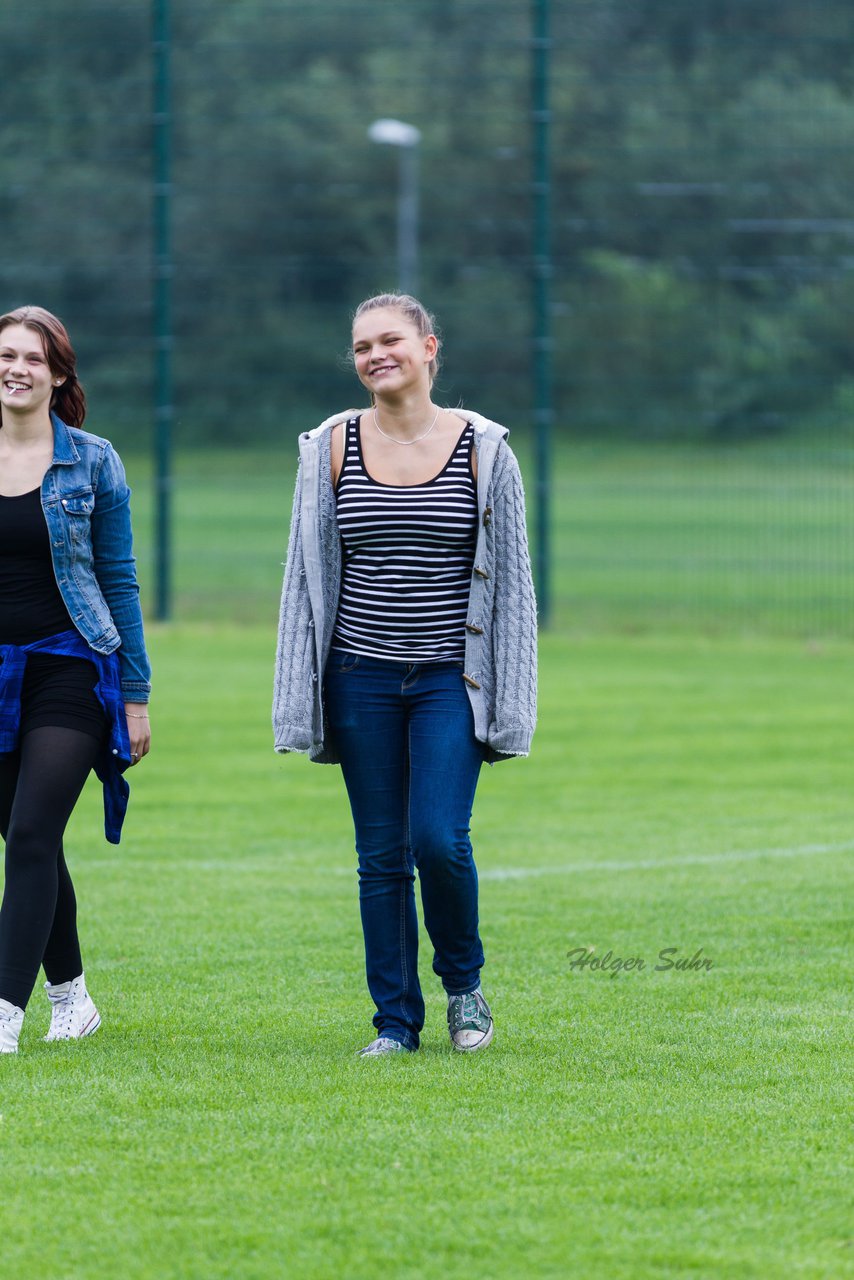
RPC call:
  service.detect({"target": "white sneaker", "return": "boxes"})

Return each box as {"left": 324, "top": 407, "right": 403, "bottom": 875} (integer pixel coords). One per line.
{"left": 44, "top": 974, "right": 101, "bottom": 1041}
{"left": 0, "top": 998, "right": 25, "bottom": 1053}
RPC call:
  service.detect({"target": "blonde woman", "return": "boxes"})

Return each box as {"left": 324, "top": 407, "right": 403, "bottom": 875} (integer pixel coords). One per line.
{"left": 274, "top": 293, "right": 536, "bottom": 1055}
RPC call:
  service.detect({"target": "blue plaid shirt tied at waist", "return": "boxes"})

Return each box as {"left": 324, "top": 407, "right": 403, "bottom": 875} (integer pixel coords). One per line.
{"left": 0, "top": 629, "right": 132, "bottom": 844}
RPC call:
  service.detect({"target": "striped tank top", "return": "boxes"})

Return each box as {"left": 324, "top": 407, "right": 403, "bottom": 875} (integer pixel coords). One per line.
{"left": 331, "top": 415, "right": 477, "bottom": 662}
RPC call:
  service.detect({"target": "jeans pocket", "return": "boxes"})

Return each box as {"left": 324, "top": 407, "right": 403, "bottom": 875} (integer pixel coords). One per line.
{"left": 335, "top": 651, "right": 361, "bottom": 673}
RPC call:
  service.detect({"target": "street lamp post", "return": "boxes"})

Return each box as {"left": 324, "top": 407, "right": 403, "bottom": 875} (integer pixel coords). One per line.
{"left": 368, "top": 118, "right": 421, "bottom": 295}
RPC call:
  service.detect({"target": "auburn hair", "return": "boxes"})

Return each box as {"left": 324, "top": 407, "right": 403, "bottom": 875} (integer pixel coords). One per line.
{"left": 0, "top": 305, "right": 87, "bottom": 428}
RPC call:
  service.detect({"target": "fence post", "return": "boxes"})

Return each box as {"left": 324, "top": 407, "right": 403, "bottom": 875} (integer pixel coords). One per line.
{"left": 532, "top": 0, "right": 553, "bottom": 626}
{"left": 152, "top": 0, "right": 173, "bottom": 621}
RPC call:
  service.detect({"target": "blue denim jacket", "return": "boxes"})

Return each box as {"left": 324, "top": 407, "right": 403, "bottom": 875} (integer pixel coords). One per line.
{"left": 40, "top": 414, "right": 151, "bottom": 702}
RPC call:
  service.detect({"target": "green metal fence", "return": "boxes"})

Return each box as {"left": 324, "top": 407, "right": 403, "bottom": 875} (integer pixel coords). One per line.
{"left": 2, "top": 2, "right": 852, "bottom": 635}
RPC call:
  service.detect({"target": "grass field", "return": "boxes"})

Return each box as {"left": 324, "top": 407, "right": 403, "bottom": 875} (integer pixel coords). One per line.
{"left": 2, "top": 625, "right": 851, "bottom": 1279}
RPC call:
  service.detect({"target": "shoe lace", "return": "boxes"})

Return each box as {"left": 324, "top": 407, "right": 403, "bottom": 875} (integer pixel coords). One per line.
{"left": 50, "top": 995, "right": 76, "bottom": 1035}
{"left": 451, "top": 990, "right": 484, "bottom": 1030}
{"left": 460, "top": 992, "right": 479, "bottom": 1022}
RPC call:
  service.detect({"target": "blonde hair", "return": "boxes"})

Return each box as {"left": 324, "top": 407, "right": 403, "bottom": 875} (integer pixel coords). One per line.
{"left": 352, "top": 293, "right": 442, "bottom": 385}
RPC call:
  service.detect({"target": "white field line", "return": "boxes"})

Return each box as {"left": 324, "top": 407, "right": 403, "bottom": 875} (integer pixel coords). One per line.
{"left": 82, "top": 838, "right": 854, "bottom": 877}
{"left": 478, "top": 839, "right": 854, "bottom": 881}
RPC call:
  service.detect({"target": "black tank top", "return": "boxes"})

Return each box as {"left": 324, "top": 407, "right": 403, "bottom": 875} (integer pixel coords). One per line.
{"left": 0, "top": 487, "right": 76, "bottom": 643}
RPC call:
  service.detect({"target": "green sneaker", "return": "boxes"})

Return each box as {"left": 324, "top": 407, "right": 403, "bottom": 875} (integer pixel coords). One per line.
{"left": 357, "top": 1036, "right": 410, "bottom": 1057}
{"left": 447, "top": 987, "right": 494, "bottom": 1052}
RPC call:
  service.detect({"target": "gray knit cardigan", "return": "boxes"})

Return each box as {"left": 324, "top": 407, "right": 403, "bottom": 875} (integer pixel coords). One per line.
{"left": 273, "top": 409, "right": 537, "bottom": 764}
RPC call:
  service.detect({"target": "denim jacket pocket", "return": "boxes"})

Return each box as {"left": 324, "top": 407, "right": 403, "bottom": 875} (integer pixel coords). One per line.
{"left": 60, "top": 489, "right": 95, "bottom": 515}
{"left": 59, "top": 489, "right": 95, "bottom": 542}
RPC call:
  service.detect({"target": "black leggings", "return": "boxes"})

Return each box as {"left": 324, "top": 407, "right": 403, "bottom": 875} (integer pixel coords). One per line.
{"left": 0, "top": 726, "right": 101, "bottom": 1009}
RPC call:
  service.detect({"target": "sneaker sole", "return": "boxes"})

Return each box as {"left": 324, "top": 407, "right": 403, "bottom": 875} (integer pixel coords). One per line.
{"left": 451, "top": 1020, "right": 494, "bottom": 1053}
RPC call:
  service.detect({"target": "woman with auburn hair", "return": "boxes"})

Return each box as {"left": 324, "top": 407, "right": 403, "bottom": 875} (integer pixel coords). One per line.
{"left": 274, "top": 293, "right": 536, "bottom": 1056}
{"left": 0, "top": 306, "right": 151, "bottom": 1054}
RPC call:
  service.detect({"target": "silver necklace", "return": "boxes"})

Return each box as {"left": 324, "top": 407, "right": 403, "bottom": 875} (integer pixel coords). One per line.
{"left": 373, "top": 404, "right": 440, "bottom": 446}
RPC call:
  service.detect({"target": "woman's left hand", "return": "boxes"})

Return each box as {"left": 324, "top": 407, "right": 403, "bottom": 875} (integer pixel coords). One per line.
{"left": 124, "top": 702, "right": 151, "bottom": 765}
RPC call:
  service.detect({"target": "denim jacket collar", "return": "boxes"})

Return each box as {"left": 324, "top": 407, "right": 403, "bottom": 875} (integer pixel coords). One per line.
{"left": 51, "top": 412, "right": 81, "bottom": 466}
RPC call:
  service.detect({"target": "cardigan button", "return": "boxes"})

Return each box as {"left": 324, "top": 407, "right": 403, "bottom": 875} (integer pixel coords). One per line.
{"left": 473, "top": 566, "right": 489, "bottom": 579}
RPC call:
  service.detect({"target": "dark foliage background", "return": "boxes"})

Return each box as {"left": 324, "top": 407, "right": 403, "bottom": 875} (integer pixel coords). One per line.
{"left": 1, "top": 0, "right": 852, "bottom": 447}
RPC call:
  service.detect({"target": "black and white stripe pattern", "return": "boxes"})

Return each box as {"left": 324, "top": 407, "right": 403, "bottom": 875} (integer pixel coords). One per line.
{"left": 331, "top": 416, "right": 477, "bottom": 661}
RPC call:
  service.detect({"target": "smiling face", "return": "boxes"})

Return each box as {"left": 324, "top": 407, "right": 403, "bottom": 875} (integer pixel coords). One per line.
{"left": 0, "top": 323, "right": 63, "bottom": 421}
{"left": 352, "top": 307, "right": 437, "bottom": 399}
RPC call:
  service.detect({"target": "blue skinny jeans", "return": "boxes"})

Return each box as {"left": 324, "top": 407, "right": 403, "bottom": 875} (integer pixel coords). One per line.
{"left": 324, "top": 652, "right": 486, "bottom": 1050}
